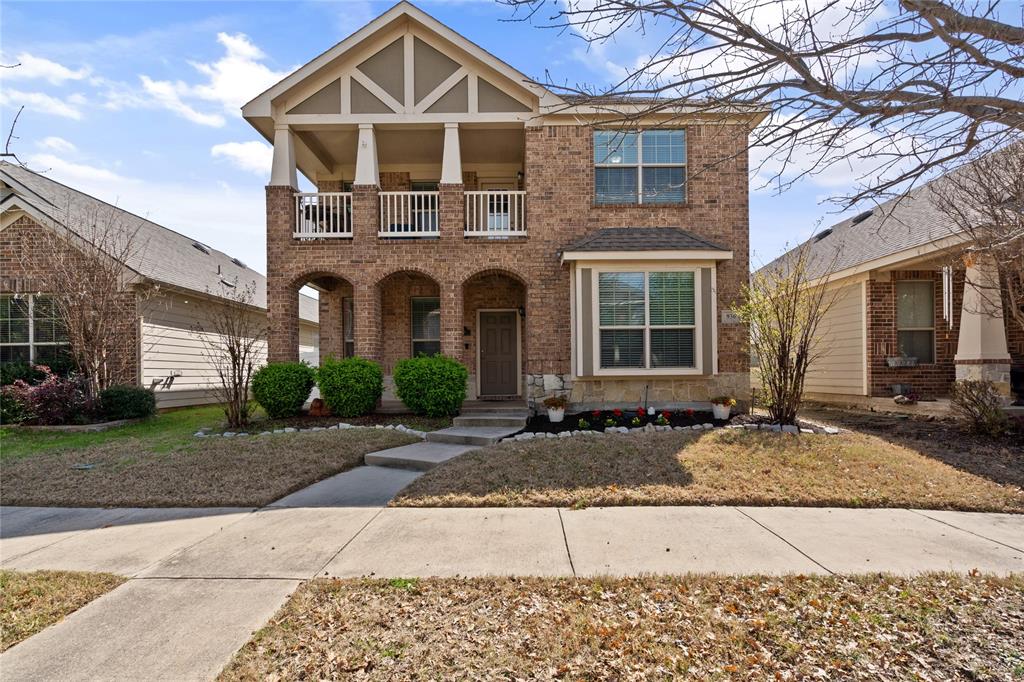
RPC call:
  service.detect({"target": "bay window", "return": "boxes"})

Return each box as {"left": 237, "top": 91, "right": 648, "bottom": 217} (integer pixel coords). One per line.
{"left": 896, "top": 280, "right": 935, "bottom": 363}
{"left": 597, "top": 270, "right": 697, "bottom": 370}
{"left": 594, "top": 129, "right": 686, "bottom": 204}
{"left": 0, "top": 294, "right": 70, "bottom": 365}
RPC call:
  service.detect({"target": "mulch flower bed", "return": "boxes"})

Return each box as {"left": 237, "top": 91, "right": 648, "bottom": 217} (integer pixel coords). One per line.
{"left": 527, "top": 407, "right": 722, "bottom": 434}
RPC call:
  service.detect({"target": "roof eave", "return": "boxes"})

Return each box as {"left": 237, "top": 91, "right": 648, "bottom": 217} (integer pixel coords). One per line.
{"left": 562, "top": 249, "right": 734, "bottom": 264}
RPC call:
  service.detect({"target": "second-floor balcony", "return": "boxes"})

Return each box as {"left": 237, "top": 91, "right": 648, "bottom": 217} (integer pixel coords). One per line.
{"left": 293, "top": 188, "right": 527, "bottom": 240}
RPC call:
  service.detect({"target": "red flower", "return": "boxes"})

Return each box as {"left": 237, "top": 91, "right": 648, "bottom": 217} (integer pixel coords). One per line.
{"left": 612, "top": 408, "right": 623, "bottom": 417}
{"left": 591, "top": 410, "right": 601, "bottom": 418}
{"left": 685, "top": 408, "right": 695, "bottom": 417}
{"left": 636, "top": 407, "right": 645, "bottom": 416}
{"left": 661, "top": 410, "right": 671, "bottom": 420}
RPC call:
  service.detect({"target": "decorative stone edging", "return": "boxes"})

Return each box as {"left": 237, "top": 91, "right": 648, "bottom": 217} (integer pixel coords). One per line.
{"left": 501, "top": 421, "right": 840, "bottom": 443}
{"left": 194, "top": 423, "right": 429, "bottom": 440}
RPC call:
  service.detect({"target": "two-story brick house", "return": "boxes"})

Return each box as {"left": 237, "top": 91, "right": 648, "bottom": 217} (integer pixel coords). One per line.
{"left": 243, "top": 2, "right": 766, "bottom": 409}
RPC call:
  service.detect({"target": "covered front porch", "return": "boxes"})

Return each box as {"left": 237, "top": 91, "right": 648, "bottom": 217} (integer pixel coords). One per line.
{"left": 283, "top": 268, "right": 528, "bottom": 403}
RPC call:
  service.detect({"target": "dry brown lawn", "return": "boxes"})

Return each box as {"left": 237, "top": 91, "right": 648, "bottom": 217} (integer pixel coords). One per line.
{"left": 1, "top": 430, "right": 418, "bottom": 507}
{"left": 220, "top": 574, "right": 1024, "bottom": 680}
{"left": 392, "top": 430, "right": 1024, "bottom": 512}
{"left": 0, "top": 570, "right": 124, "bottom": 652}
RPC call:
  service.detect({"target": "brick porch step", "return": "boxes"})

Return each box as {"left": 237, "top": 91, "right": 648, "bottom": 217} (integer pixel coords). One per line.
{"left": 426, "top": 425, "right": 523, "bottom": 447}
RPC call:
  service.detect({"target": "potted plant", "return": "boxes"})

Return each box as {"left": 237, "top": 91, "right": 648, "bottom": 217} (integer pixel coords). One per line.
{"left": 543, "top": 395, "right": 568, "bottom": 423}
{"left": 710, "top": 396, "right": 737, "bottom": 420}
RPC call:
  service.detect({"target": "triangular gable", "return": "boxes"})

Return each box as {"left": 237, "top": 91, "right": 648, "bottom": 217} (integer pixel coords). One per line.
{"left": 243, "top": 1, "right": 563, "bottom": 123}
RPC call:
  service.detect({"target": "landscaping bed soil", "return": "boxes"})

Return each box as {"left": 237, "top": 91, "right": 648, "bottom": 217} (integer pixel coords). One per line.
{"left": 528, "top": 408, "right": 723, "bottom": 434}
{"left": 221, "top": 574, "right": 1024, "bottom": 681}
{"left": 240, "top": 412, "right": 452, "bottom": 434}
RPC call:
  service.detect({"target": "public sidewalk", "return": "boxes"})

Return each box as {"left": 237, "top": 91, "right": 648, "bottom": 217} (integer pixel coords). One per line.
{"left": 1, "top": 465, "right": 1021, "bottom": 681}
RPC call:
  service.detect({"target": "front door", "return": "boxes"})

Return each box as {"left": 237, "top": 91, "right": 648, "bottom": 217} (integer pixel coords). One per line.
{"left": 479, "top": 310, "right": 518, "bottom": 396}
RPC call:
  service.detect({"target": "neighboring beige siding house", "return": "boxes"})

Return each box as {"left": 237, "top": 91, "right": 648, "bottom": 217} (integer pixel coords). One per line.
{"left": 0, "top": 162, "right": 319, "bottom": 408}
{"left": 761, "top": 177, "right": 1023, "bottom": 403}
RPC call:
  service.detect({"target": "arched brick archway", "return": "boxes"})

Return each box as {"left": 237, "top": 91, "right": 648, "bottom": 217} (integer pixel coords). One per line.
{"left": 269, "top": 270, "right": 355, "bottom": 364}
{"left": 374, "top": 269, "right": 443, "bottom": 374}
{"left": 461, "top": 269, "right": 528, "bottom": 399}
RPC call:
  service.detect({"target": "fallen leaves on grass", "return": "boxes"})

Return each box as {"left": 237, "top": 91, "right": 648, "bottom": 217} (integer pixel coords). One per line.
{"left": 392, "top": 430, "right": 1024, "bottom": 512}
{"left": 0, "top": 570, "right": 124, "bottom": 652}
{"left": 0, "top": 430, "right": 418, "bottom": 507}
{"left": 220, "top": 574, "right": 1024, "bottom": 680}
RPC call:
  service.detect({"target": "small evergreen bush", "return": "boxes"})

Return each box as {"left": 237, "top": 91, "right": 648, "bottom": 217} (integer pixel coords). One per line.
{"left": 393, "top": 355, "right": 468, "bottom": 417}
{"left": 1, "top": 362, "right": 46, "bottom": 386}
{"left": 0, "top": 386, "right": 28, "bottom": 424}
{"left": 252, "top": 362, "right": 316, "bottom": 419}
{"left": 317, "top": 357, "right": 383, "bottom": 417}
{"left": 99, "top": 385, "right": 157, "bottom": 421}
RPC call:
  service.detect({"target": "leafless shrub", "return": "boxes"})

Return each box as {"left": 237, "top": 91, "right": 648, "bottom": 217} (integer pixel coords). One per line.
{"left": 950, "top": 379, "right": 1010, "bottom": 436}
{"left": 192, "top": 281, "right": 268, "bottom": 428}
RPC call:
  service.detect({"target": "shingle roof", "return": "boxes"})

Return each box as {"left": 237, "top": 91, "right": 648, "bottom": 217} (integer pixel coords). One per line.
{"left": 562, "top": 227, "right": 730, "bottom": 253}
{"left": 0, "top": 162, "right": 318, "bottom": 323}
{"left": 760, "top": 176, "right": 960, "bottom": 281}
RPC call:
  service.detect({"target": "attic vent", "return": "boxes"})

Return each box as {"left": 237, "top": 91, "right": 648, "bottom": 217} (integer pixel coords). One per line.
{"left": 850, "top": 210, "right": 873, "bottom": 225}
{"left": 230, "top": 257, "right": 245, "bottom": 269}
{"left": 192, "top": 242, "right": 210, "bottom": 254}
{"left": 219, "top": 277, "right": 237, "bottom": 288}
{"left": 813, "top": 228, "right": 833, "bottom": 241}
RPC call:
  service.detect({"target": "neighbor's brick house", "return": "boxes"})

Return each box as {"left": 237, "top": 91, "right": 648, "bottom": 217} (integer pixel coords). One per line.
{"left": 243, "top": 2, "right": 766, "bottom": 409}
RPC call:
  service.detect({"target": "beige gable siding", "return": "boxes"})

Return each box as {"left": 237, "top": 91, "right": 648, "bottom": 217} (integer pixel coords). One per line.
{"left": 140, "top": 291, "right": 269, "bottom": 408}
{"left": 804, "top": 282, "right": 866, "bottom": 395}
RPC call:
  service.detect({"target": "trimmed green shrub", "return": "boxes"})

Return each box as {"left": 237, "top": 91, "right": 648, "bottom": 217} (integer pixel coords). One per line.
{"left": 0, "top": 386, "right": 29, "bottom": 424}
{"left": 252, "top": 362, "right": 316, "bottom": 418}
{"left": 393, "top": 355, "right": 468, "bottom": 417}
{"left": 1, "top": 362, "right": 46, "bottom": 386}
{"left": 99, "top": 385, "right": 157, "bottom": 421}
{"left": 317, "top": 357, "right": 383, "bottom": 417}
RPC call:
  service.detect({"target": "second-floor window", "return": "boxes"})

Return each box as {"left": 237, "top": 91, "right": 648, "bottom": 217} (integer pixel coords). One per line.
{"left": 594, "top": 129, "right": 686, "bottom": 205}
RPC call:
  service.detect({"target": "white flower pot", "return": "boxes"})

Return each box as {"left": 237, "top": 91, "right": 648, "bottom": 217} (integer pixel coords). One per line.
{"left": 547, "top": 407, "right": 565, "bottom": 423}
{"left": 712, "top": 404, "right": 731, "bottom": 420}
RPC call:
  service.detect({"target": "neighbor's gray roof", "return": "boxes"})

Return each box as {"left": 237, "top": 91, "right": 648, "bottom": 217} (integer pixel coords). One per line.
{"left": 0, "top": 162, "right": 318, "bottom": 323}
{"left": 563, "top": 227, "right": 730, "bottom": 253}
{"left": 762, "top": 177, "right": 959, "bottom": 281}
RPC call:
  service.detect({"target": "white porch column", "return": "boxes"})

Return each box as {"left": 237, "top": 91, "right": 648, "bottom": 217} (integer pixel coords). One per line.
{"left": 355, "top": 123, "right": 379, "bottom": 185}
{"left": 955, "top": 255, "right": 1012, "bottom": 396}
{"left": 440, "top": 122, "right": 462, "bottom": 184}
{"left": 270, "top": 124, "right": 297, "bottom": 188}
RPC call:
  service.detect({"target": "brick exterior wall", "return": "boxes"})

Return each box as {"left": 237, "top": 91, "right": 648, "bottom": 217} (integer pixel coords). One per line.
{"left": 865, "top": 268, "right": 1024, "bottom": 398}
{"left": 1, "top": 215, "right": 140, "bottom": 385}
{"left": 266, "top": 122, "right": 752, "bottom": 406}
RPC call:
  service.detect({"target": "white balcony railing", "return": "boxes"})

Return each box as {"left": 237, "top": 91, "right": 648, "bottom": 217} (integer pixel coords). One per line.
{"left": 379, "top": 191, "right": 440, "bottom": 237}
{"left": 464, "top": 190, "right": 526, "bottom": 237}
{"left": 294, "top": 192, "right": 352, "bottom": 239}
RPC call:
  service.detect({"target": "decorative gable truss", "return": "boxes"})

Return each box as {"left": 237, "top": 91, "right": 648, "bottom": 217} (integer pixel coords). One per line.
{"left": 278, "top": 22, "right": 538, "bottom": 124}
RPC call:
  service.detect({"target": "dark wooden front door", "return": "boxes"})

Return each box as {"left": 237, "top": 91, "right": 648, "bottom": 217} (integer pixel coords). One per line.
{"left": 479, "top": 311, "right": 518, "bottom": 396}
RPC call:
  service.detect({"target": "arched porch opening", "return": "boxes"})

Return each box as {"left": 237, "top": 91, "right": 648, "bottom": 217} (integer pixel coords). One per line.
{"left": 281, "top": 271, "right": 356, "bottom": 366}
{"left": 375, "top": 269, "right": 443, "bottom": 376}
{"left": 461, "top": 269, "right": 527, "bottom": 400}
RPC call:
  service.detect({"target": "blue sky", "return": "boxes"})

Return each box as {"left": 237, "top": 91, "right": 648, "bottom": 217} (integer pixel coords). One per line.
{"left": 1, "top": 0, "right": 856, "bottom": 274}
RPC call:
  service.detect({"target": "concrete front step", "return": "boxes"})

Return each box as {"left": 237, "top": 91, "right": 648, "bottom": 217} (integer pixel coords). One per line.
{"left": 452, "top": 413, "right": 528, "bottom": 428}
{"left": 365, "top": 442, "right": 479, "bottom": 471}
{"left": 426, "top": 425, "right": 523, "bottom": 446}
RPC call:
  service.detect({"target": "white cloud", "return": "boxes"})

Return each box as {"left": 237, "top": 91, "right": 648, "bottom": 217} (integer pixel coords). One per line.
{"left": 139, "top": 75, "right": 225, "bottom": 127}
{"left": 0, "top": 89, "right": 84, "bottom": 119}
{"left": 2, "top": 53, "right": 91, "bottom": 84}
{"left": 211, "top": 141, "right": 272, "bottom": 175}
{"left": 26, "top": 153, "right": 269, "bottom": 271}
{"left": 37, "top": 136, "right": 77, "bottom": 153}
{"left": 134, "top": 32, "right": 291, "bottom": 127}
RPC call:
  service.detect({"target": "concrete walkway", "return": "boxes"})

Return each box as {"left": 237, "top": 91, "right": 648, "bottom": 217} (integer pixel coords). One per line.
{"left": 1, "top": 468, "right": 1022, "bottom": 680}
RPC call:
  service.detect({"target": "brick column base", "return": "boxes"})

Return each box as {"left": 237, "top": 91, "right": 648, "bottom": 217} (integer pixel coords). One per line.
{"left": 353, "top": 282, "right": 382, "bottom": 362}
{"left": 440, "top": 281, "right": 464, "bottom": 361}
{"left": 438, "top": 183, "right": 464, "bottom": 243}
{"left": 318, "top": 286, "right": 345, "bottom": 363}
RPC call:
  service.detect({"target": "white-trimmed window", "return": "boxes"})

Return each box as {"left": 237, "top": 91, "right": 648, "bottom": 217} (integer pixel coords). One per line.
{"left": 411, "top": 296, "right": 441, "bottom": 357}
{"left": 896, "top": 280, "right": 935, "bottom": 363}
{"left": 0, "top": 294, "right": 70, "bottom": 365}
{"left": 342, "top": 297, "right": 354, "bottom": 357}
{"left": 594, "top": 129, "right": 686, "bottom": 205}
{"left": 597, "top": 269, "right": 698, "bottom": 371}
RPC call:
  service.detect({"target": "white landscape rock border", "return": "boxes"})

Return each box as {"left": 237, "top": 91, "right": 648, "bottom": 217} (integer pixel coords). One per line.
{"left": 500, "top": 421, "right": 840, "bottom": 444}
{"left": 194, "top": 423, "right": 429, "bottom": 440}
